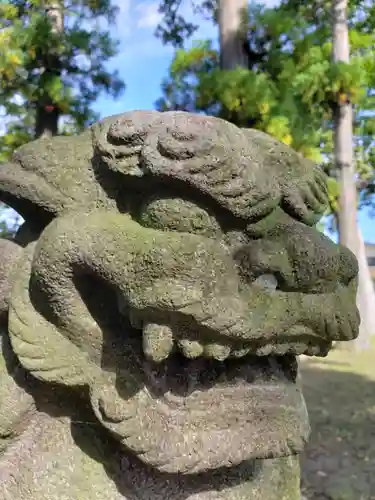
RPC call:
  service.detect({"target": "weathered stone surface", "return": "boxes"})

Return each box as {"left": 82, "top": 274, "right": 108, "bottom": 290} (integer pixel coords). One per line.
{"left": 0, "top": 111, "right": 359, "bottom": 499}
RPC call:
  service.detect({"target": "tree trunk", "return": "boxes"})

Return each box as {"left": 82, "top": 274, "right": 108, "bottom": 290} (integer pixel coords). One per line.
{"left": 35, "top": 105, "right": 60, "bottom": 138}
{"left": 355, "top": 226, "right": 375, "bottom": 348}
{"left": 332, "top": 0, "right": 375, "bottom": 350}
{"left": 218, "top": 0, "right": 249, "bottom": 70}
{"left": 35, "top": 1, "right": 64, "bottom": 139}
{"left": 332, "top": 0, "right": 356, "bottom": 250}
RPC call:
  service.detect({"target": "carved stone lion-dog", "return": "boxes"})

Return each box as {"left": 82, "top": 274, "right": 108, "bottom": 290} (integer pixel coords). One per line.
{"left": 0, "top": 111, "right": 359, "bottom": 499}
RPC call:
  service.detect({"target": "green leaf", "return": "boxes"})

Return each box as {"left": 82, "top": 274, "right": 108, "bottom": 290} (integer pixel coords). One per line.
{"left": 0, "top": 0, "right": 125, "bottom": 153}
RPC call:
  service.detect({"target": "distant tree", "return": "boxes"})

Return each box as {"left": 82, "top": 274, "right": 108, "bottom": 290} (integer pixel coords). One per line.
{"left": 331, "top": 0, "right": 375, "bottom": 349}
{"left": 0, "top": 0, "right": 125, "bottom": 238}
{"left": 0, "top": 0, "right": 125, "bottom": 156}
{"left": 218, "top": 0, "right": 249, "bottom": 70}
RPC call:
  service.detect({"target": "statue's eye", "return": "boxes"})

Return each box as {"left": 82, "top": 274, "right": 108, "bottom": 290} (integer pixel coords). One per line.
{"left": 107, "top": 125, "right": 147, "bottom": 147}
{"left": 170, "top": 130, "right": 196, "bottom": 142}
{"left": 138, "top": 197, "right": 221, "bottom": 237}
{"left": 253, "top": 274, "right": 279, "bottom": 291}
{"left": 157, "top": 129, "right": 214, "bottom": 161}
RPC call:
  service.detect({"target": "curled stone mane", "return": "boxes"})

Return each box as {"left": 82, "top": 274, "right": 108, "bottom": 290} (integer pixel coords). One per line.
{"left": 92, "top": 110, "right": 329, "bottom": 229}
{"left": 0, "top": 110, "right": 359, "bottom": 500}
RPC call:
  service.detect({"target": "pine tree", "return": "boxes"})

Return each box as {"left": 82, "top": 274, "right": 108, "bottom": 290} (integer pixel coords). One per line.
{"left": 0, "top": 0, "right": 125, "bottom": 158}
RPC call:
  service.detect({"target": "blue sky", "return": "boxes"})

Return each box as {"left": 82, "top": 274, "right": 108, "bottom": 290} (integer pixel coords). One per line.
{"left": 358, "top": 207, "right": 375, "bottom": 243}
{"left": 91, "top": 0, "right": 217, "bottom": 115}
{"left": 91, "top": 0, "right": 279, "bottom": 114}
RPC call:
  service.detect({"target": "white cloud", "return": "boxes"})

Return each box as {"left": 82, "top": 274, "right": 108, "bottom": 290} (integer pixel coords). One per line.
{"left": 113, "top": 0, "right": 217, "bottom": 48}
{"left": 10, "top": 94, "right": 25, "bottom": 106}
{"left": 114, "top": 0, "right": 132, "bottom": 38}
{"left": 263, "top": 0, "right": 281, "bottom": 6}
{"left": 135, "top": 2, "right": 162, "bottom": 29}
{"left": 73, "top": 53, "right": 91, "bottom": 71}
{"left": 109, "top": 0, "right": 284, "bottom": 66}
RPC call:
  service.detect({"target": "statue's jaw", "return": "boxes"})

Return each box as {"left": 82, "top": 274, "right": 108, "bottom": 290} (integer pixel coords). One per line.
{"left": 120, "top": 275, "right": 358, "bottom": 366}
{"left": 90, "top": 272, "right": 359, "bottom": 475}
{"left": 90, "top": 352, "right": 310, "bottom": 475}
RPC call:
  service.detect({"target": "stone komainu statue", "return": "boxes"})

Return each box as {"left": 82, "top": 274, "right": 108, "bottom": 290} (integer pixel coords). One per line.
{"left": 0, "top": 111, "right": 359, "bottom": 499}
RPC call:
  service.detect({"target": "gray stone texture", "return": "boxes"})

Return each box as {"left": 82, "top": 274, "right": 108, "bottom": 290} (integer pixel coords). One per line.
{"left": 0, "top": 111, "right": 359, "bottom": 499}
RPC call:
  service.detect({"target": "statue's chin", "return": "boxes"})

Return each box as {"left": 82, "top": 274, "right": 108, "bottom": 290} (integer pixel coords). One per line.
{"left": 90, "top": 353, "right": 310, "bottom": 474}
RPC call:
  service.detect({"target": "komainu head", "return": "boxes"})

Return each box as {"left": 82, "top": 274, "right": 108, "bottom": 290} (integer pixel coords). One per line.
{"left": 0, "top": 111, "right": 359, "bottom": 474}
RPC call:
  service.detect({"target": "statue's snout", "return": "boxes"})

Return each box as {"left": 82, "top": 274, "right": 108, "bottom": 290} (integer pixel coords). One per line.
{"left": 284, "top": 222, "right": 358, "bottom": 292}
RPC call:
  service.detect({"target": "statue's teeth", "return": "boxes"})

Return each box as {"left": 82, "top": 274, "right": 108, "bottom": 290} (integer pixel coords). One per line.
{"left": 230, "top": 346, "right": 251, "bottom": 358}
{"left": 296, "top": 344, "right": 307, "bottom": 355}
{"left": 310, "top": 345, "right": 321, "bottom": 356}
{"left": 142, "top": 323, "right": 174, "bottom": 363}
{"left": 256, "top": 344, "right": 273, "bottom": 356}
{"left": 177, "top": 339, "right": 204, "bottom": 358}
{"left": 204, "top": 343, "right": 231, "bottom": 361}
{"left": 303, "top": 346, "right": 319, "bottom": 356}
{"left": 272, "top": 344, "right": 289, "bottom": 356}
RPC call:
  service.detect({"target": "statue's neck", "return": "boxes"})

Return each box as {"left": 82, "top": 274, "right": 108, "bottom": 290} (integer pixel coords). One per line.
{"left": 0, "top": 405, "right": 300, "bottom": 500}
{"left": 116, "top": 454, "right": 301, "bottom": 500}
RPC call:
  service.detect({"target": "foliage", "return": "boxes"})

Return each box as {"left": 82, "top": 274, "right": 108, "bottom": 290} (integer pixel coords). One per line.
{"left": 155, "top": 0, "right": 375, "bottom": 211}
{"left": 0, "top": 0, "right": 125, "bottom": 160}
{"left": 0, "top": 203, "right": 22, "bottom": 239}
{"left": 156, "top": 0, "right": 218, "bottom": 47}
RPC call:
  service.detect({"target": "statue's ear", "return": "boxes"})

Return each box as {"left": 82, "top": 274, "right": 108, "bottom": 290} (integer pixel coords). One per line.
{"left": 0, "top": 160, "right": 60, "bottom": 228}
{"left": 0, "top": 132, "right": 113, "bottom": 229}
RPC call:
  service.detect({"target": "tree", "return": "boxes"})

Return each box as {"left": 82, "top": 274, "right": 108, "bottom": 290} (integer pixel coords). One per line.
{"left": 156, "top": 1, "right": 374, "bottom": 169}
{"left": 218, "top": 0, "right": 248, "bottom": 70}
{"left": 0, "top": 0, "right": 125, "bottom": 239}
{"left": 155, "top": 0, "right": 375, "bottom": 347}
{"left": 332, "top": 0, "right": 374, "bottom": 349}
{"left": 0, "top": 0, "right": 125, "bottom": 154}
{"left": 35, "top": 1, "right": 64, "bottom": 138}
